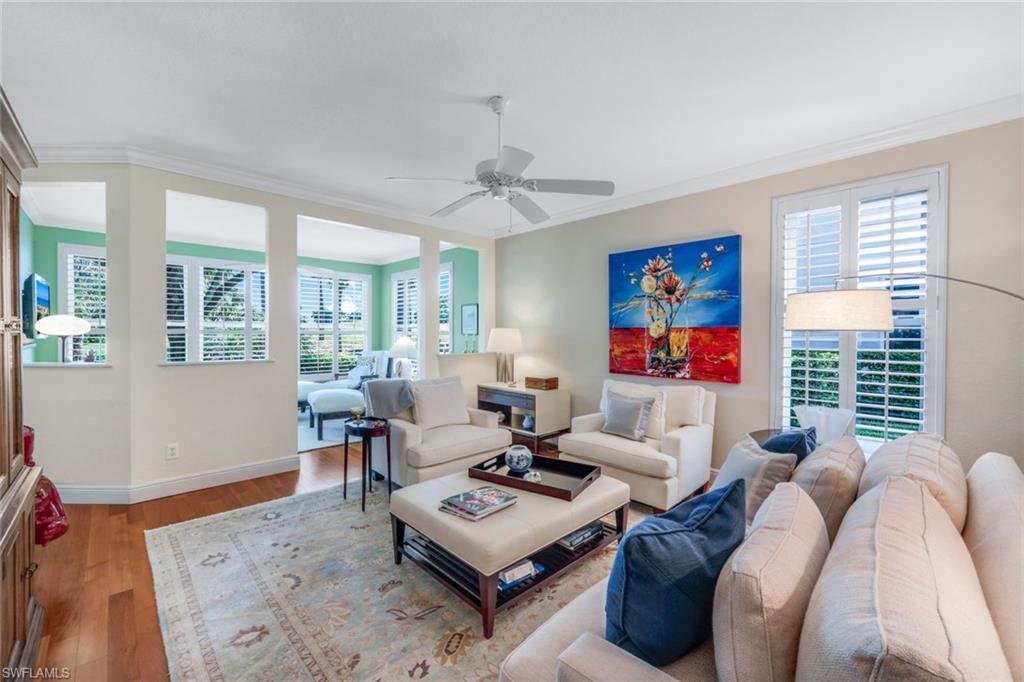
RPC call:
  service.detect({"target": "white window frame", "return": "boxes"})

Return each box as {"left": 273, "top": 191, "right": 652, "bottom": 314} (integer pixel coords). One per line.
{"left": 58, "top": 242, "right": 107, "bottom": 363}
{"left": 390, "top": 262, "right": 454, "bottom": 350}
{"left": 297, "top": 266, "right": 372, "bottom": 380}
{"left": 164, "top": 254, "right": 269, "bottom": 363}
{"left": 770, "top": 165, "right": 948, "bottom": 447}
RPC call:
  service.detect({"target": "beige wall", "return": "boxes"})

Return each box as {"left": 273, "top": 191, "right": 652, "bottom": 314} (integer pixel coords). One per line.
{"left": 496, "top": 120, "right": 1024, "bottom": 470}
{"left": 23, "top": 163, "right": 496, "bottom": 495}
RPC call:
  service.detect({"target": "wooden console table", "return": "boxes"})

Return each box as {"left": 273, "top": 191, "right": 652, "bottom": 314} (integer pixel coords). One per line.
{"left": 478, "top": 381, "right": 570, "bottom": 451}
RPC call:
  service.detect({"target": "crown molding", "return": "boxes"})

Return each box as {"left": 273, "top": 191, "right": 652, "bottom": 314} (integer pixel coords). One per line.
{"left": 31, "top": 143, "right": 495, "bottom": 238}
{"left": 30, "top": 95, "right": 1022, "bottom": 242}
{"left": 493, "top": 94, "right": 1024, "bottom": 238}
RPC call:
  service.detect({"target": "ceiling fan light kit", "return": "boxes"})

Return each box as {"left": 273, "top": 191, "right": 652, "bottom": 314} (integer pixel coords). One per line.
{"left": 387, "top": 95, "right": 616, "bottom": 225}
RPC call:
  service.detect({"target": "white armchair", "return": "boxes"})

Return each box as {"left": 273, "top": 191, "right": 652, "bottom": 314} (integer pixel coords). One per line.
{"left": 364, "top": 378, "right": 512, "bottom": 487}
{"left": 558, "top": 380, "right": 715, "bottom": 511}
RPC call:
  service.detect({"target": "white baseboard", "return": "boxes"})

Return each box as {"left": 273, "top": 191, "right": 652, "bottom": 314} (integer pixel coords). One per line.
{"left": 55, "top": 454, "right": 301, "bottom": 505}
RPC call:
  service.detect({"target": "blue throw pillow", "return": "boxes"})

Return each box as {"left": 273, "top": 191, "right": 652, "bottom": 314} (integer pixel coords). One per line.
{"left": 762, "top": 427, "right": 817, "bottom": 462}
{"left": 604, "top": 479, "right": 746, "bottom": 666}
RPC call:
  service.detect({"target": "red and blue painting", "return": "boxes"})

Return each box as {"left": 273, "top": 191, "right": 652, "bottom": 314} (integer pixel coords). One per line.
{"left": 609, "top": 235, "right": 741, "bottom": 384}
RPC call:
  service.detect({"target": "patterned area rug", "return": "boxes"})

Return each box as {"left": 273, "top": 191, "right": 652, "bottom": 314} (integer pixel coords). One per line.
{"left": 146, "top": 485, "right": 626, "bottom": 681}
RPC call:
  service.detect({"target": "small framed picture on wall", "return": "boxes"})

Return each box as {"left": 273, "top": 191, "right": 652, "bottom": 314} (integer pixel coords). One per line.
{"left": 461, "top": 303, "right": 479, "bottom": 336}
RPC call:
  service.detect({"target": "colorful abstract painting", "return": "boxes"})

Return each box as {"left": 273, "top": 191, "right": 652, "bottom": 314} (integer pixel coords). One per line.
{"left": 609, "top": 235, "right": 741, "bottom": 383}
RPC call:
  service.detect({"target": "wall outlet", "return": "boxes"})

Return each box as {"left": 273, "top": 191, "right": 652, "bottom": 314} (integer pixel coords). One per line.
{"left": 165, "top": 443, "right": 180, "bottom": 460}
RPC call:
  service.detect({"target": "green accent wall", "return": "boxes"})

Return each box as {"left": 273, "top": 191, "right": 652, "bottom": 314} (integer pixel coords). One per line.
{"left": 23, "top": 222, "right": 480, "bottom": 360}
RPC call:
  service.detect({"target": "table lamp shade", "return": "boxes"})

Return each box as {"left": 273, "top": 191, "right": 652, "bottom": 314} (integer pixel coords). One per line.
{"left": 390, "top": 335, "right": 417, "bottom": 359}
{"left": 487, "top": 327, "right": 523, "bottom": 354}
{"left": 785, "top": 290, "right": 893, "bottom": 332}
{"left": 35, "top": 314, "right": 91, "bottom": 337}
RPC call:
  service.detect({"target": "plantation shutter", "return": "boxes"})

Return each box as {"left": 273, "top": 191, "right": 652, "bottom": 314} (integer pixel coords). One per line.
{"left": 393, "top": 272, "right": 420, "bottom": 376}
{"left": 779, "top": 205, "right": 843, "bottom": 427}
{"left": 853, "top": 189, "right": 931, "bottom": 440}
{"left": 165, "top": 261, "right": 188, "bottom": 362}
{"left": 773, "top": 169, "right": 945, "bottom": 448}
{"left": 65, "top": 249, "right": 108, "bottom": 363}
{"left": 298, "top": 273, "right": 335, "bottom": 376}
{"left": 438, "top": 267, "right": 452, "bottom": 354}
{"left": 250, "top": 269, "right": 268, "bottom": 360}
{"left": 337, "top": 277, "right": 368, "bottom": 374}
{"left": 200, "top": 264, "right": 247, "bottom": 361}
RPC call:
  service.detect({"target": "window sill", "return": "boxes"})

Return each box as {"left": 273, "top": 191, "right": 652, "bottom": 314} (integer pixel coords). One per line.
{"left": 158, "top": 359, "right": 276, "bottom": 367}
{"left": 24, "top": 363, "right": 113, "bottom": 369}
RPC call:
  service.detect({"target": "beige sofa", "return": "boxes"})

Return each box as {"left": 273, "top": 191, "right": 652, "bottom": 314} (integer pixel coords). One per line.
{"left": 500, "top": 434, "right": 1023, "bottom": 681}
{"left": 558, "top": 380, "right": 715, "bottom": 511}
{"left": 364, "top": 377, "right": 512, "bottom": 486}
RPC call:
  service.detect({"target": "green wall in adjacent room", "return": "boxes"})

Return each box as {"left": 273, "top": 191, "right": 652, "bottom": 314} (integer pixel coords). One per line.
{"left": 27, "top": 220, "right": 107, "bottom": 362}
{"left": 23, "top": 220, "right": 480, "bottom": 362}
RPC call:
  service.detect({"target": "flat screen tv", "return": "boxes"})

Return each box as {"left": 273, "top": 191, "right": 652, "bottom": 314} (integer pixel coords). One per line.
{"left": 22, "top": 273, "right": 50, "bottom": 339}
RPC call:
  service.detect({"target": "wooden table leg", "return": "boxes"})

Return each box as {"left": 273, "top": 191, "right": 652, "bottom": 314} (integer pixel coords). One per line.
{"left": 385, "top": 429, "right": 393, "bottom": 499}
{"left": 365, "top": 436, "right": 374, "bottom": 493}
{"left": 391, "top": 515, "right": 405, "bottom": 565}
{"left": 479, "top": 573, "right": 498, "bottom": 639}
{"left": 361, "top": 436, "right": 367, "bottom": 512}
{"left": 343, "top": 432, "right": 349, "bottom": 500}
{"left": 615, "top": 504, "right": 629, "bottom": 536}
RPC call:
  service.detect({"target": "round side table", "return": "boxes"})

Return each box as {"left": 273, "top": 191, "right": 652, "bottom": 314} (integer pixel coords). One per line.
{"left": 344, "top": 417, "right": 392, "bottom": 512}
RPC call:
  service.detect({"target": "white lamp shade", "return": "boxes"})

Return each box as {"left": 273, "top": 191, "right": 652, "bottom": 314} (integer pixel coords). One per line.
{"left": 785, "top": 290, "right": 893, "bottom": 332}
{"left": 487, "top": 327, "right": 523, "bottom": 353}
{"left": 35, "top": 314, "right": 92, "bottom": 337}
{"left": 390, "top": 335, "right": 417, "bottom": 359}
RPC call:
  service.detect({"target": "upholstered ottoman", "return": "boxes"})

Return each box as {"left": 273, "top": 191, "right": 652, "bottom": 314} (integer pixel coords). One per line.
{"left": 307, "top": 388, "right": 365, "bottom": 440}
{"left": 297, "top": 381, "right": 322, "bottom": 426}
{"left": 390, "top": 471, "right": 630, "bottom": 638}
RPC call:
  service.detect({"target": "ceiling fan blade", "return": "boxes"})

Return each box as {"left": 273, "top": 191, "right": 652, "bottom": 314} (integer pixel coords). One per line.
{"left": 494, "top": 146, "right": 534, "bottom": 178}
{"left": 524, "top": 179, "right": 615, "bottom": 196}
{"left": 431, "top": 190, "right": 488, "bottom": 218}
{"left": 509, "top": 194, "right": 550, "bottom": 224}
{"left": 386, "top": 176, "right": 475, "bottom": 184}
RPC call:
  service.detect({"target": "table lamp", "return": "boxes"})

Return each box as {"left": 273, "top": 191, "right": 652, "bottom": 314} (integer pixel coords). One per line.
{"left": 487, "top": 327, "right": 522, "bottom": 386}
{"left": 390, "top": 335, "right": 417, "bottom": 377}
{"left": 35, "top": 314, "right": 92, "bottom": 363}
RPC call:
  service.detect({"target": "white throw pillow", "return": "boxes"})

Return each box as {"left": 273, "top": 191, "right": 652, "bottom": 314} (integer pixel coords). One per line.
{"left": 348, "top": 355, "right": 376, "bottom": 380}
{"left": 600, "top": 379, "right": 667, "bottom": 439}
{"left": 411, "top": 377, "right": 470, "bottom": 430}
{"left": 714, "top": 435, "right": 798, "bottom": 524}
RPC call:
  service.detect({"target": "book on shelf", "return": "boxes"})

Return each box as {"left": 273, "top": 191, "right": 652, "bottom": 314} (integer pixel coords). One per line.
{"left": 498, "top": 560, "right": 545, "bottom": 592}
{"left": 439, "top": 486, "right": 517, "bottom": 521}
{"left": 557, "top": 522, "right": 605, "bottom": 550}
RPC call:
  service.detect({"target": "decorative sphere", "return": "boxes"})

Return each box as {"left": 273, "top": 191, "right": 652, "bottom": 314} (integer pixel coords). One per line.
{"left": 505, "top": 445, "right": 534, "bottom": 474}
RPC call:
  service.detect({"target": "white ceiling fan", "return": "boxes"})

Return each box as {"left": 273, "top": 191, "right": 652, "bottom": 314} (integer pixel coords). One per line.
{"left": 387, "top": 95, "right": 615, "bottom": 224}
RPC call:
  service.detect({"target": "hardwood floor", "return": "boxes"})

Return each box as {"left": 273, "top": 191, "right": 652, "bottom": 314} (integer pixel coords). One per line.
{"left": 34, "top": 444, "right": 367, "bottom": 682}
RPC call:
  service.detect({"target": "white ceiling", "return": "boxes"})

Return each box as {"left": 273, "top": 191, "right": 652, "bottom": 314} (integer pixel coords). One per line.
{"left": 2, "top": 3, "right": 1021, "bottom": 237}
{"left": 22, "top": 183, "right": 106, "bottom": 232}
{"left": 23, "top": 184, "right": 452, "bottom": 263}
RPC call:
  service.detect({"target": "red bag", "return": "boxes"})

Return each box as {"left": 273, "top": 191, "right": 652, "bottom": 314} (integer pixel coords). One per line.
{"left": 22, "top": 425, "right": 35, "bottom": 467}
{"left": 35, "top": 476, "right": 69, "bottom": 547}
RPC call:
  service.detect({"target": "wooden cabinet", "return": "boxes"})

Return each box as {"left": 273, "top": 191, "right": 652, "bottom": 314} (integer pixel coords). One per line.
{"left": 0, "top": 85, "right": 44, "bottom": 675}
{"left": 478, "top": 381, "right": 571, "bottom": 451}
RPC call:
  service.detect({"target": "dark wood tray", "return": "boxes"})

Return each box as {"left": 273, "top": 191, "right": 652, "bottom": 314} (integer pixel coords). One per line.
{"left": 468, "top": 453, "right": 600, "bottom": 501}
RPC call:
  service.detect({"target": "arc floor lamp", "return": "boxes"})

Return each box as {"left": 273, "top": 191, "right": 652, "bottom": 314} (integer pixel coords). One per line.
{"left": 786, "top": 273, "right": 1024, "bottom": 333}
